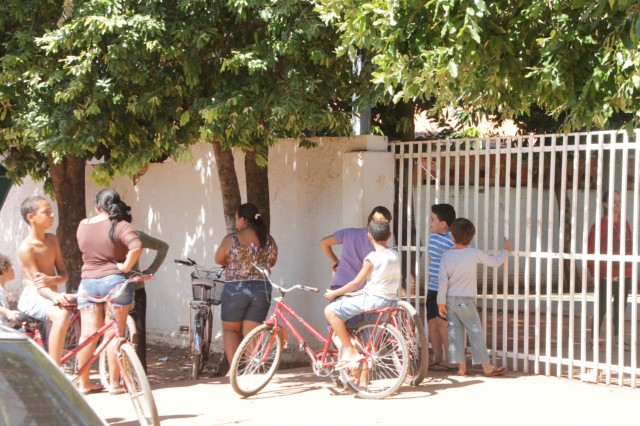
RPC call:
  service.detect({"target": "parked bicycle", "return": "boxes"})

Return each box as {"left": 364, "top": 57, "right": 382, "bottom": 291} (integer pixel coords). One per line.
{"left": 59, "top": 274, "right": 159, "bottom": 426}
{"left": 229, "top": 264, "right": 409, "bottom": 399}
{"left": 175, "top": 258, "right": 225, "bottom": 379}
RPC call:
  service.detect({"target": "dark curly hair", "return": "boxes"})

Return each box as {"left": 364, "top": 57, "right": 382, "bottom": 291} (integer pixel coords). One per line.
{"left": 0, "top": 254, "right": 12, "bottom": 274}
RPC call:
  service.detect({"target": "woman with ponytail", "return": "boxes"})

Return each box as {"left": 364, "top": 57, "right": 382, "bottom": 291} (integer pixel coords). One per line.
{"left": 75, "top": 189, "right": 142, "bottom": 394}
{"left": 215, "top": 202, "right": 278, "bottom": 364}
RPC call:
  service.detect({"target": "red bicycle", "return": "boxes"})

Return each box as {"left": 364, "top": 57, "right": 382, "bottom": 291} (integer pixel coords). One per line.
{"left": 59, "top": 274, "right": 159, "bottom": 426}
{"left": 17, "top": 302, "right": 81, "bottom": 375}
{"left": 229, "top": 265, "right": 409, "bottom": 399}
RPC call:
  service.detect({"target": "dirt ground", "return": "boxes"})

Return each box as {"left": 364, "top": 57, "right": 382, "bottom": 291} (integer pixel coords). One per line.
{"left": 144, "top": 342, "right": 309, "bottom": 384}
{"left": 144, "top": 343, "right": 228, "bottom": 384}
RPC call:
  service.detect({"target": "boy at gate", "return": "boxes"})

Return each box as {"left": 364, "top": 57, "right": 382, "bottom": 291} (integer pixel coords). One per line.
{"left": 426, "top": 203, "right": 456, "bottom": 370}
{"left": 17, "top": 196, "right": 72, "bottom": 364}
{"left": 324, "top": 214, "right": 401, "bottom": 370}
{"left": 437, "top": 218, "right": 510, "bottom": 377}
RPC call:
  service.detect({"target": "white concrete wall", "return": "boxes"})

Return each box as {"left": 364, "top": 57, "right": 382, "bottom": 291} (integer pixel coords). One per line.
{"left": 1, "top": 136, "right": 394, "bottom": 352}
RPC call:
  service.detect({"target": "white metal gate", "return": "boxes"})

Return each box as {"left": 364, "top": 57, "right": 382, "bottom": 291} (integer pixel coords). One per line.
{"left": 391, "top": 130, "right": 640, "bottom": 387}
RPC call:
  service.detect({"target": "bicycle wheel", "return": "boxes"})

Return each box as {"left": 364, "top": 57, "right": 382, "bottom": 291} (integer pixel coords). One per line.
{"left": 340, "top": 323, "right": 408, "bottom": 399}
{"left": 396, "top": 301, "right": 429, "bottom": 386}
{"left": 120, "top": 342, "right": 159, "bottom": 426}
{"left": 230, "top": 324, "right": 282, "bottom": 397}
{"left": 62, "top": 312, "right": 81, "bottom": 375}
{"left": 100, "top": 316, "right": 138, "bottom": 388}
{"left": 191, "top": 311, "right": 210, "bottom": 380}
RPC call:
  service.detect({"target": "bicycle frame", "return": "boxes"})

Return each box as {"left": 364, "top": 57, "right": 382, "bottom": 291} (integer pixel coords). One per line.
{"left": 261, "top": 299, "right": 399, "bottom": 371}
{"left": 59, "top": 313, "right": 124, "bottom": 382}
{"left": 189, "top": 300, "right": 212, "bottom": 355}
{"left": 264, "top": 297, "right": 339, "bottom": 370}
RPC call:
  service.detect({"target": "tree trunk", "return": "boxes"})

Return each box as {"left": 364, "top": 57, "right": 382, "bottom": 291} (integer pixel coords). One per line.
{"left": 245, "top": 150, "right": 270, "bottom": 233}
{"left": 212, "top": 142, "right": 241, "bottom": 233}
{"left": 47, "top": 155, "right": 85, "bottom": 293}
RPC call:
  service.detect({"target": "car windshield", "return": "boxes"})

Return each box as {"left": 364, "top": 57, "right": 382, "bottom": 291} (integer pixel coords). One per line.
{"left": 0, "top": 339, "right": 104, "bottom": 426}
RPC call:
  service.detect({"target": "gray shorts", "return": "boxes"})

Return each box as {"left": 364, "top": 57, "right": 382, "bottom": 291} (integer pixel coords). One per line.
{"left": 18, "top": 284, "right": 55, "bottom": 322}
{"left": 328, "top": 293, "right": 397, "bottom": 322}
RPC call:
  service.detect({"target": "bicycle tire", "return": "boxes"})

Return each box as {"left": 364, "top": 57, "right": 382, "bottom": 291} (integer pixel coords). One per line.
{"left": 229, "top": 324, "right": 282, "bottom": 397}
{"left": 190, "top": 311, "right": 208, "bottom": 380}
{"left": 62, "top": 312, "right": 81, "bottom": 375}
{"left": 100, "top": 316, "right": 138, "bottom": 389}
{"left": 340, "top": 323, "right": 408, "bottom": 399}
{"left": 119, "top": 342, "right": 159, "bottom": 426}
{"left": 396, "top": 301, "right": 429, "bottom": 386}
{"left": 203, "top": 308, "right": 213, "bottom": 371}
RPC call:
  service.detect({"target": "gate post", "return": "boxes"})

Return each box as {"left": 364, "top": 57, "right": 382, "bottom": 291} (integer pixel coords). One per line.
{"left": 341, "top": 135, "right": 395, "bottom": 226}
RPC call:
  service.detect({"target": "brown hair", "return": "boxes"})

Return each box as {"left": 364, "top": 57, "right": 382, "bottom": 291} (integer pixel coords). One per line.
{"left": 450, "top": 218, "right": 475, "bottom": 246}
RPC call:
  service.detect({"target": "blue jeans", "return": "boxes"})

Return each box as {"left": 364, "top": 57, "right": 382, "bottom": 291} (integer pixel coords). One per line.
{"left": 77, "top": 274, "right": 133, "bottom": 308}
{"left": 446, "top": 296, "right": 490, "bottom": 365}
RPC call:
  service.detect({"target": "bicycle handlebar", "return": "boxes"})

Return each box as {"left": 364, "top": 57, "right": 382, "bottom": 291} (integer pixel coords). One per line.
{"left": 251, "top": 263, "right": 319, "bottom": 294}
{"left": 80, "top": 274, "right": 154, "bottom": 304}
{"left": 175, "top": 259, "right": 225, "bottom": 280}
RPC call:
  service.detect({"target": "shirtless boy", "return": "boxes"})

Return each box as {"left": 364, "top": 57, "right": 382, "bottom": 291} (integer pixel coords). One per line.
{"left": 17, "top": 196, "right": 72, "bottom": 364}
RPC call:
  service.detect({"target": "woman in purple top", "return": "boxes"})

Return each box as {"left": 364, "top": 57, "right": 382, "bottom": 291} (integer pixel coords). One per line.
{"left": 320, "top": 206, "right": 392, "bottom": 324}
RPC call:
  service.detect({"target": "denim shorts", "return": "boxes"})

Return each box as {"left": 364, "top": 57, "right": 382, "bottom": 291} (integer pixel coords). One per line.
{"left": 328, "top": 293, "right": 397, "bottom": 322}
{"left": 77, "top": 274, "right": 134, "bottom": 309}
{"left": 18, "top": 284, "right": 55, "bottom": 322}
{"left": 221, "top": 280, "right": 272, "bottom": 323}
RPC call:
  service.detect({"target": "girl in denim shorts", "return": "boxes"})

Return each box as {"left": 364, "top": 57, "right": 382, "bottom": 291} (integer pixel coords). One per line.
{"left": 215, "top": 203, "right": 278, "bottom": 364}
{"left": 75, "top": 189, "right": 142, "bottom": 395}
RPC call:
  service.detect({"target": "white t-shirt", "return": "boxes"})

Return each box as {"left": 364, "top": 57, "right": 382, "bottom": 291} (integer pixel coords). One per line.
{"left": 362, "top": 248, "right": 401, "bottom": 300}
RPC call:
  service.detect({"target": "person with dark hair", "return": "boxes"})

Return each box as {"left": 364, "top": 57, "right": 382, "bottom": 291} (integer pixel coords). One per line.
{"left": 320, "top": 206, "right": 393, "bottom": 326}
{"left": 215, "top": 202, "right": 278, "bottom": 364}
{"left": 75, "top": 189, "right": 142, "bottom": 395}
{"left": 324, "top": 214, "right": 400, "bottom": 371}
{"left": 426, "top": 203, "right": 456, "bottom": 371}
{"left": 437, "top": 218, "right": 511, "bottom": 377}
{"left": 17, "top": 195, "right": 72, "bottom": 365}
{"left": 0, "top": 254, "right": 19, "bottom": 326}
{"left": 587, "top": 191, "right": 632, "bottom": 351}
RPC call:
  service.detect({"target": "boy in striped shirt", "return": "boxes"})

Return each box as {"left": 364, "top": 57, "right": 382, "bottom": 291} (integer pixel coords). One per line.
{"left": 426, "top": 204, "right": 456, "bottom": 370}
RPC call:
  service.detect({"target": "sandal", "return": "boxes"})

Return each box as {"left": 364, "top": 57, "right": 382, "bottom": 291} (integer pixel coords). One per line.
{"left": 109, "top": 387, "right": 126, "bottom": 395}
{"left": 430, "top": 362, "right": 452, "bottom": 372}
{"left": 483, "top": 366, "right": 506, "bottom": 377}
{"left": 79, "top": 384, "right": 104, "bottom": 395}
{"left": 335, "top": 354, "right": 365, "bottom": 371}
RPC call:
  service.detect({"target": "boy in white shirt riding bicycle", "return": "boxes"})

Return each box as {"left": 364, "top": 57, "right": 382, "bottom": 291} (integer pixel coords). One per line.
{"left": 324, "top": 214, "right": 401, "bottom": 370}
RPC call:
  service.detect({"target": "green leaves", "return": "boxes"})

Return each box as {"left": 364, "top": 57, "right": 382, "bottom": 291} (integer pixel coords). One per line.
{"left": 316, "top": 0, "right": 640, "bottom": 131}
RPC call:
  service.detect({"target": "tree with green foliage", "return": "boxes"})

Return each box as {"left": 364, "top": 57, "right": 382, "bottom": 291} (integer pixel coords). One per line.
{"left": 1, "top": 0, "right": 355, "bottom": 289}
{"left": 316, "top": 0, "right": 640, "bottom": 131}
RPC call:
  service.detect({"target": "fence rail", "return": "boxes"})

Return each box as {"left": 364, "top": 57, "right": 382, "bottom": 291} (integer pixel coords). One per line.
{"left": 390, "top": 130, "right": 640, "bottom": 388}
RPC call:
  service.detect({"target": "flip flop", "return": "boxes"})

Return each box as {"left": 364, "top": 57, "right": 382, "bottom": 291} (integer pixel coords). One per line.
{"left": 109, "top": 388, "right": 126, "bottom": 395}
{"left": 79, "top": 384, "right": 104, "bottom": 395}
{"left": 483, "top": 366, "right": 506, "bottom": 377}
{"left": 335, "top": 354, "right": 365, "bottom": 371}
{"left": 430, "top": 362, "right": 452, "bottom": 372}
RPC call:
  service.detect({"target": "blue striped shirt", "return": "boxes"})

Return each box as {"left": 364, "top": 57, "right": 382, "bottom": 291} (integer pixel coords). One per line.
{"left": 428, "top": 231, "right": 455, "bottom": 291}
